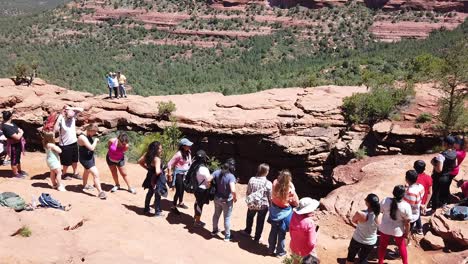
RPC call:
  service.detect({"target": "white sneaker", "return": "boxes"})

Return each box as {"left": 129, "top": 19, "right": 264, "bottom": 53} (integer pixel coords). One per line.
{"left": 57, "top": 185, "right": 66, "bottom": 192}
{"left": 129, "top": 187, "right": 136, "bottom": 194}
{"left": 111, "top": 185, "right": 120, "bottom": 192}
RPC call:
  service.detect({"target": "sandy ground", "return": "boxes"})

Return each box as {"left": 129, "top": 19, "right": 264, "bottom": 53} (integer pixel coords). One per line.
{"left": 0, "top": 152, "right": 449, "bottom": 263}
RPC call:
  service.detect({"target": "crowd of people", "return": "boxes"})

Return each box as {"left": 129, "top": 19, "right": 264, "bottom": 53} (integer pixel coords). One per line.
{"left": 0, "top": 104, "right": 467, "bottom": 263}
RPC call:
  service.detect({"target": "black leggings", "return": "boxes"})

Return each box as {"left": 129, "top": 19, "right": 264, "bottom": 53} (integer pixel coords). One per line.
{"left": 432, "top": 173, "right": 451, "bottom": 209}
{"left": 346, "top": 238, "right": 374, "bottom": 264}
{"left": 173, "top": 173, "right": 185, "bottom": 206}
{"left": 194, "top": 189, "right": 209, "bottom": 217}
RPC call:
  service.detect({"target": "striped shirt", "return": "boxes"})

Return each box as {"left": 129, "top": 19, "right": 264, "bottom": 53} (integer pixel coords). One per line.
{"left": 403, "top": 183, "right": 425, "bottom": 222}
{"left": 246, "top": 176, "right": 272, "bottom": 210}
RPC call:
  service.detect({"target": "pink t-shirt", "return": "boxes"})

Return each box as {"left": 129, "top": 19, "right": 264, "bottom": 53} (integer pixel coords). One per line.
{"left": 290, "top": 212, "right": 317, "bottom": 257}
{"left": 451, "top": 150, "right": 466, "bottom": 176}
{"left": 108, "top": 139, "right": 126, "bottom": 161}
{"left": 167, "top": 151, "right": 191, "bottom": 171}
{"left": 416, "top": 173, "right": 433, "bottom": 204}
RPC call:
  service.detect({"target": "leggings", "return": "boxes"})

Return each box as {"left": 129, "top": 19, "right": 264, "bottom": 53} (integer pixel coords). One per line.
{"left": 173, "top": 173, "right": 185, "bottom": 206}
{"left": 432, "top": 173, "right": 451, "bottom": 209}
{"left": 378, "top": 233, "right": 408, "bottom": 264}
{"left": 144, "top": 187, "right": 162, "bottom": 213}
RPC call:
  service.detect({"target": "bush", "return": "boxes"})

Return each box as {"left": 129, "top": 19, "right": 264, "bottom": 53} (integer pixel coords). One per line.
{"left": 19, "top": 226, "right": 32, "bottom": 237}
{"left": 416, "top": 113, "right": 432, "bottom": 123}
{"left": 157, "top": 101, "right": 177, "bottom": 120}
{"left": 354, "top": 147, "right": 368, "bottom": 160}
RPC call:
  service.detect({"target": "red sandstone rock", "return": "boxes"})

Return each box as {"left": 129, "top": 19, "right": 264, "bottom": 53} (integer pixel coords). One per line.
{"left": 431, "top": 211, "right": 468, "bottom": 249}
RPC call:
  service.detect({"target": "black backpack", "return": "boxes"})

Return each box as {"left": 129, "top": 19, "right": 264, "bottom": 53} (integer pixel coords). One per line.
{"left": 184, "top": 163, "right": 204, "bottom": 194}
{"left": 441, "top": 150, "right": 457, "bottom": 174}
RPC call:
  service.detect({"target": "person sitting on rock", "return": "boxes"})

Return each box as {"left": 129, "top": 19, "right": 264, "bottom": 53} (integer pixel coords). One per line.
{"left": 431, "top": 136, "right": 458, "bottom": 209}
{"left": 107, "top": 132, "right": 135, "bottom": 194}
{"left": 268, "top": 169, "right": 299, "bottom": 257}
{"left": 378, "top": 185, "right": 412, "bottom": 264}
{"left": 290, "top": 197, "right": 320, "bottom": 261}
{"left": 403, "top": 170, "right": 424, "bottom": 235}
{"left": 1, "top": 110, "right": 27, "bottom": 178}
{"left": 345, "top": 193, "right": 381, "bottom": 264}
{"left": 77, "top": 123, "right": 106, "bottom": 199}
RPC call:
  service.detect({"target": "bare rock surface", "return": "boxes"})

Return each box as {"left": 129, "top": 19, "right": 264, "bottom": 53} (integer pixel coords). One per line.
{"left": 431, "top": 211, "right": 468, "bottom": 249}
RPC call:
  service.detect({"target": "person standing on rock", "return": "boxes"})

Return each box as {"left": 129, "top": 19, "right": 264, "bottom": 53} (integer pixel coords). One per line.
{"left": 42, "top": 132, "right": 65, "bottom": 191}
{"left": 107, "top": 132, "right": 135, "bottom": 194}
{"left": 211, "top": 158, "right": 237, "bottom": 242}
{"left": 450, "top": 136, "right": 466, "bottom": 184}
{"left": 413, "top": 160, "right": 432, "bottom": 230}
{"left": 1, "top": 110, "right": 27, "bottom": 178}
{"left": 345, "top": 193, "right": 381, "bottom": 264}
{"left": 77, "top": 123, "right": 106, "bottom": 199}
{"left": 55, "top": 105, "right": 83, "bottom": 180}
{"left": 139, "top": 141, "right": 167, "bottom": 217}
{"left": 167, "top": 138, "right": 193, "bottom": 214}
{"left": 268, "top": 169, "right": 299, "bottom": 257}
{"left": 431, "top": 136, "right": 458, "bottom": 209}
{"left": 106, "top": 73, "right": 116, "bottom": 99}
{"left": 290, "top": 197, "right": 320, "bottom": 261}
{"left": 241, "top": 163, "right": 272, "bottom": 243}
{"left": 117, "top": 71, "right": 127, "bottom": 98}
{"left": 403, "top": 170, "right": 424, "bottom": 235}
{"left": 378, "top": 185, "right": 412, "bottom": 264}
{"left": 189, "top": 150, "right": 212, "bottom": 227}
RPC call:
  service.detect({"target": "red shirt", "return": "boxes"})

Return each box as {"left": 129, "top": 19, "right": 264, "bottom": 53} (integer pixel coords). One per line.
{"left": 451, "top": 150, "right": 466, "bottom": 176}
{"left": 416, "top": 173, "right": 433, "bottom": 204}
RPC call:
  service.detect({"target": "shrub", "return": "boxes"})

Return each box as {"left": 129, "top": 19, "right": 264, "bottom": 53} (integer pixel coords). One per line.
{"left": 355, "top": 147, "right": 368, "bottom": 160}
{"left": 20, "top": 226, "right": 32, "bottom": 237}
{"left": 416, "top": 113, "right": 432, "bottom": 123}
{"left": 157, "top": 101, "right": 177, "bottom": 120}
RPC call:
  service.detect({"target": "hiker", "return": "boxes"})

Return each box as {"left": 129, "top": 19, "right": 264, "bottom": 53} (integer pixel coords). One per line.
{"left": 111, "top": 73, "right": 120, "bottom": 98}
{"left": 77, "top": 123, "right": 106, "bottom": 199}
{"left": 0, "top": 131, "right": 10, "bottom": 166}
{"left": 212, "top": 158, "right": 237, "bottom": 242}
{"left": 117, "top": 71, "right": 127, "bottom": 98}
{"left": 403, "top": 170, "right": 424, "bottom": 234}
{"left": 167, "top": 138, "right": 193, "bottom": 214}
{"left": 268, "top": 169, "right": 299, "bottom": 257}
{"left": 186, "top": 150, "right": 212, "bottom": 227}
{"left": 451, "top": 136, "right": 466, "bottom": 183}
{"left": 139, "top": 141, "right": 167, "bottom": 217}
{"left": 55, "top": 105, "right": 83, "bottom": 180}
{"left": 414, "top": 160, "right": 432, "bottom": 229}
{"left": 345, "top": 194, "right": 381, "bottom": 264}
{"left": 431, "top": 136, "right": 458, "bottom": 209}
{"left": 290, "top": 197, "right": 320, "bottom": 261}
{"left": 42, "top": 132, "right": 65, "bottom": 191}
{"left": 378, "top": 185, "right": 412, "bottom": 264}
{"left": 106, "top": 73, "right": 116, "bottom": 99}
{"left": 241, "top": 163, "right": 272, "bottom": 243}
{"left": 1, "top": 110, "right": 27, "bottom": 178}
{"left": 107, "top": 132, "right": 135, "bottom": 194}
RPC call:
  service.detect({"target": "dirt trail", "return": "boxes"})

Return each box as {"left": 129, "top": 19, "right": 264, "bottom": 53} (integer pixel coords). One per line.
{"left": 0, "top": 152, "right": 441, "bottom": 263}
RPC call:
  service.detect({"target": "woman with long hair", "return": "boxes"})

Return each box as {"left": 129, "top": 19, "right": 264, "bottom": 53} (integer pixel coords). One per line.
{"left": 42, "top": 132, "right": 65, "bottom": 191}
{"left": 77, "top": 123, "right": 106, "bottom": 199}
{"left": 268, "top": 169, "right": 299, "bottom": 257}
{"left": 107, "top": 132, "right": 135, "bottom": 194}
{"left": 188, "top": 150, "right": 212, "bottom": 227}
{"left": 139, "top": 141, "right": 166, "bottom": 217}
{"left": 1, "top": 110, "right": 26, "bottom": 178}
{"left": 431, "top": 136, "right": 458, "bottom": 209}
{"left": 378, "top": 185, "right": 412, "bottom": 264}
{"left": 345, "top": 194, "right": 381, "bottom": 264}
{"left": 167, "top": 138, "right": 193, "bottom": 213}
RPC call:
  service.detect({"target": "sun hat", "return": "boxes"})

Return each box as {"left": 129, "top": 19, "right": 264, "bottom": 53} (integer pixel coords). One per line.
{"left": 179, "top": 138, "right": 193, "bottom": 147}
{"left": 294, "top": 197, "right": 320, "bottom": 215}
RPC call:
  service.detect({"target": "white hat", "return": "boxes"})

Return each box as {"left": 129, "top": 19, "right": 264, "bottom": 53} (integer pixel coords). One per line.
{"left": 294, "top": 197, "right": 320, "bottom": 215}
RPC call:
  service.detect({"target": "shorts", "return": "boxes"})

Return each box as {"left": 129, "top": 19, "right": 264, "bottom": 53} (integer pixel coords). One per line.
{"left": 59, "top": 142, "right": 78, "bottom": 166}
{"left": 10, "top": 142, "right": 22, "bottom": 166}
{"left": 106, "top": 154, "right": 125, "bottom": 167}
{"left": 346, "top": 237, "right": 374, "bottom": 263}
{"left": 79, "top": 156, "right": 96, "bottom": 170}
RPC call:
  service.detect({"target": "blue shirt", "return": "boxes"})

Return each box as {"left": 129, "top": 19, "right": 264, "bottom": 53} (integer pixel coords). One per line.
{"left": 213, "top": 169, "right": 236, "bottom": 200}
{"left": 107, "top": 76, "right": 117, "bottom": 87}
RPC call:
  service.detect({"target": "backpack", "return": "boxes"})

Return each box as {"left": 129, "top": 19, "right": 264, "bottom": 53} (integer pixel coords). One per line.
{"left": 0, "top": 192, "right": 26, "bottom": 212}
{"left": 38, "top": 193, "right": 64, "bottom": 210}
{"left": 446, "top": 205, "right": 468, "bottom": 221}
{"left": 245, "top": 179, "right": 268, "bottom": 210}
{"left": 42, "top": 112, "right": 59, "bottom": 133}
{"left": 441, "top": 150, "right": 457, "bottom": 174}
{"left": 184, "top": 164, "right": 205, "bottom": 194}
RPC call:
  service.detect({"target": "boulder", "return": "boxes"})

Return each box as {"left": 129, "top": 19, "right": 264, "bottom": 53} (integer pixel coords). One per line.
{"left": 431, "top": 211, "right": 468, "bottom": 250}
{"left": 422, "top": 232, "right": 445, "bottom": 250}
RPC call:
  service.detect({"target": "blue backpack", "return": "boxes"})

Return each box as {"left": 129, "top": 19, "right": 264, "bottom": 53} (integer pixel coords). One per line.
{"left": 446, "top": 206, "right": 468, "bottom": 221}
{"left": 38, "top": 193, "right": 65, "bottom": 210}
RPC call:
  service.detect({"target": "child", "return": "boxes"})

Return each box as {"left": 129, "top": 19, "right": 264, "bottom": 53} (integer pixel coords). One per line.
{"left": 43, "top": 132, "right": 65, "bottom": 191}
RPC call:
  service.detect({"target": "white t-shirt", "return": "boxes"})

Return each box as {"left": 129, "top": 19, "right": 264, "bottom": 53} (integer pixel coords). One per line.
{"left": 59, "top": 117, "right": 78, "bottom": 146}
{"left": 196, "top": 166, "right": 212, "bottom": 190}
{"left": 379, "top": 197, "right": 412, "bottom": 237}
{"left": 403, "top": 183, "right": 425, "bottom": 223}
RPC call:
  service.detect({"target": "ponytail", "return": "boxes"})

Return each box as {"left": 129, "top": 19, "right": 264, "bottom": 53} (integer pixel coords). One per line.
{"left": 390, "top": 185, "right": 406, "bottom": 221}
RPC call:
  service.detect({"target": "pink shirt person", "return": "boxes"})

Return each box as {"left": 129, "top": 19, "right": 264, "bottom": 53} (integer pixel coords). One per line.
{"left": 290, "top": 197, "right": 320, "bottom": 257}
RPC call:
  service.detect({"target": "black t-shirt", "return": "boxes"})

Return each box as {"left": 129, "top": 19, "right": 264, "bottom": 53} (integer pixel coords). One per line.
{"left": 1, "top": 123, "right": 19, "bottom": 139}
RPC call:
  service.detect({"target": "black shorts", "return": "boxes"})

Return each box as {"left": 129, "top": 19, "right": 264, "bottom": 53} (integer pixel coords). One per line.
{"left": 59, "top": 142, "right": 79, "bottom": 166}
{"left": 106, "top": 154, "right": 125, "bottom": 167}
{"left": 79, "top": 156, "right": 96, "bottom": 170}
{"left": 10, "top": 142, "right": 22, "bottom": 166}
{"left": 346, "top": 238, "right": 374, "bottom": 263}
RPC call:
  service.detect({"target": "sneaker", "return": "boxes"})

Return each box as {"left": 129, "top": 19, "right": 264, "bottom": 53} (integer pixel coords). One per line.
{"left": 224, "top": 235, "right": 231, "bottom": 242}
{"left": 211, "top": 230, "right": 219, "bottom": 236}
{"left": 111, "top": 185, "right": 120, "bottom": 192}
{"left": 193, "top": 221, "right": 206, "bottom": 228}
{"left": 2, "top": 160, "right": 10, "bottom": 166}
{"left": 63, "top": 175, "right": 73, "bottom": 180}
{"left": 177, "top": 203, "right": 188, "bottom": 209}
{"left": 98, "top": 191, "right": 107, "bottom": 200}
{"left": 82, "top": 185, "right": 94, "bottom": 191}
{"left": 12, "top": 173, "right": 25, "bottom": 179}
{"left": 129, "top": 187, "right": 137, "bottom": 194}
{"left": 57, "top": 185, "right": 66, "bottom": 192}
{"left": 20, "top": 171, "right": 29, "bottom": 177}
{"left": 275, "top": 252, "right": 287, "bottom": 258}
{"left": 416, "top": 229, "right": 423, "bottom": 235}
{"left": 72, "top": 173, "right": 82, "bottom": 180}
{"left": 155, "top": 211, "right": 165, "bottom": 217}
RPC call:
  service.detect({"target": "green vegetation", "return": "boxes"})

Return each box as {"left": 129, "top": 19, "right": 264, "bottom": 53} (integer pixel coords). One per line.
{"left": 354, "top": 147, "right": 368, "bottom": 160}
{"left": 0, "top": 0, "right": 70, "bottom": 16}
{"left": 157, "top": 101, "right": 177, "bottom": 120}
{"left": 416, "top": 113, "right": 433, "bottom": 123}
{"left": 19, "top": 226, "right": 32, "bottom": 237}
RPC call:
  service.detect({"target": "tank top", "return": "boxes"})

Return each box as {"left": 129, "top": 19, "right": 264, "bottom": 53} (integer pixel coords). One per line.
{"left": 46, "top": 149, "right": 60, "bottom": 168}
{"left": 79, "top": 134, "right": 94, "bottom": 161}
{"left": 352, "top": 211, "right": 378, "bottom": 245}
{"left": 108, "top": 139, "right": 125, "bottom": 161}
{"left": 59, "top": 117, "right": 77, "bottom": 146}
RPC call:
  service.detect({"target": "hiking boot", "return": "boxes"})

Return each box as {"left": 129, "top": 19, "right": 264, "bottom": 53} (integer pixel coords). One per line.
{"left": 177, "top": 203, "right": 188, "bottom": 209}
{"left": 111, "top": 185, "right": 120, "bottom": 192}
{"left": 57, "top": 185, "right": 66, "bottom": 192}
{"left": 98, "top": 192, "right": 107, "bottom": 200}
{"left": 82, "top": 185, "right": 94, "bottom": 191}
{"left": 129, "top": 187, "right": 136, "bottom": 194}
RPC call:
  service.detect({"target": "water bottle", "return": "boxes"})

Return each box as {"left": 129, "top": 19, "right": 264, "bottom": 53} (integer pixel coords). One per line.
{"left": 31, "top": 195, "right": 37, "bottom": 209}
